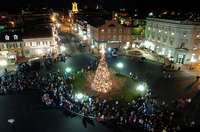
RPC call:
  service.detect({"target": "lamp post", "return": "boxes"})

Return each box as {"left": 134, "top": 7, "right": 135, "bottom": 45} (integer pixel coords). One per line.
{"left": 60, "top": 45, "right": 66, "bottom": 54}
{"left": 116, "top": 62, "right": 124, "bottom": 74}
{"left": 91, "top": 45, "right": 95, "bottom": 54}
{"left": 65, "top": 67, "right": 72, "bottom": 79}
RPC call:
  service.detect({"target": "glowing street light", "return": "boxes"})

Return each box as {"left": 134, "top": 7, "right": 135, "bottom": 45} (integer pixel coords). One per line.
{"left": 116, "top": 62, "right": 124, "bottom": 74}
{"left": 75, "top": 93, "right": 84, "bottom": 100}
{"left": 65, "top": 67, "right": 72, "bottom": 73}
{"left": 136, "top": 83, "right": 147, "bottom": 93}
{"left": 136, "top": 84, "right": 145, "bottom": 92}
{"left": 60, "top": 45, "right": 66, "bottom": 53}
{"left": 148, "top": 12, "right": 154, "bottom": 17}
{"left": 108, "top": 47, "right": 112, "bottom": 52}
{"left": 116, "top": 62, "right": 124, "bottom": 69}
{"left": 51, "top": 16, "right": 56, "bottom": 22}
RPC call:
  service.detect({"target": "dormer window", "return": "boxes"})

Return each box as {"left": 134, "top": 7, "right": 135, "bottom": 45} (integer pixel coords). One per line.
{"left": 5, "top": 35, "right": 9, "bottom": 40}
{"left": 14, "top": 35, "right": 18, "bottom": 40}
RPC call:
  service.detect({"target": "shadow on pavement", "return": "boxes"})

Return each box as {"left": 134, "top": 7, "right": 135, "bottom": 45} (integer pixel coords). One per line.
{"left": 82, "top": 117, "right": 96, "bottom": 128}
{"left": 63, "top": 110, "right": 77, "bottom": 118}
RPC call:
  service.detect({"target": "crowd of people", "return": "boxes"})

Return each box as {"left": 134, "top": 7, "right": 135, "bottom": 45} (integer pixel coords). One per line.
{"left": 0, "top": 59, "right": 197, "bottom": 131}
{"left": 40, "top": 70, "right": 195, "bottom": 131}
{"left": 0, "top": 69, "right": 25, "bottom": 95}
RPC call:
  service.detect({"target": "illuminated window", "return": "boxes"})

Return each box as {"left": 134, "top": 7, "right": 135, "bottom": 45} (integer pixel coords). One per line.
{"left": 119, "top": 35, "right": 122, "bottom": 40}
{"left": 5, "top": 35, "right": 9, "bottom": 40}
{"left": 32, "top": 42, "right": 36, "bottom": 47}
{"left": 13, "top": 35, "right": 18, "bottom": 40}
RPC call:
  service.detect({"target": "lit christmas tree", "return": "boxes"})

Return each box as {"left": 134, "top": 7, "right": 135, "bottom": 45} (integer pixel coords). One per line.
{"left": 91, "top": 46, "right": 112, "bottom": 93}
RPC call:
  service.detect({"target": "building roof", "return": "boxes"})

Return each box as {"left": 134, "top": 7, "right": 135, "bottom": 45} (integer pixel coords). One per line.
{"left": 23, "top": 25, "right": 52, "bottom": 39}
{"left": 146, "top": 17, "right": 200, "bottom": 26}
{"left": 77, "top": 15, "right": 112, "bottom": 28}
{"left": 87, "top": 17, "right": 106, "bottom": 27}
{"left": 22, "top": 15, "right": 53, "bottom": 39}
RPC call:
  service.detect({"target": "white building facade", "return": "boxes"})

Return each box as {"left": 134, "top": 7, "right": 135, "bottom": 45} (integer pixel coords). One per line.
{"left": 143, "top": 18, "right": 200, "bottom": 64}
{"left": 23, "top": 37, "right": 56, "bottom": 58}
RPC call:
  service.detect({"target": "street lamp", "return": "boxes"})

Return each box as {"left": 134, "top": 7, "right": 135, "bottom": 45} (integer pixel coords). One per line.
{"left": 75, "top": 93, "right": 84, "bottom": 100}
{"left": 51, "top": 16, "right": 56, "bottom": 22}
{"left": 60, "top": 45, "right": 66, "bottom": 53}
{"left": 136, "top": 83, "right": 148, "bottom": 94}
{"left": 116, "top": 62, "right": 124, "bottom": 74}
{"left": 116, "top": 62, "right": 124, "bottom": 69}
{"left": 65, "top": 67, "right": 72, "bottom": 73}
{"left": 136, "top": 84, "right": 145, "bottom": 92}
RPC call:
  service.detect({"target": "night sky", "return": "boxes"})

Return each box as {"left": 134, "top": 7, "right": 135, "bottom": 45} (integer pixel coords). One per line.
{"left": 0, "top": 0, "right": 199, "bottom": 12}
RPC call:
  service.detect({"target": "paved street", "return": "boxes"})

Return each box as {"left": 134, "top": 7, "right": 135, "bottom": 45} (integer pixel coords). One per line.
{"left": 59, "top": 32, "right": 89, "bottom": 55}
{"left": 0, "top": 90, "right": 133, "bottom": 132}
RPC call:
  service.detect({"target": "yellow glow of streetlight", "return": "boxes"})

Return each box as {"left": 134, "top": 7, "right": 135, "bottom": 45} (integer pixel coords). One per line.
{"left": 51, "top": 16, "right": 56, "bottom": 22}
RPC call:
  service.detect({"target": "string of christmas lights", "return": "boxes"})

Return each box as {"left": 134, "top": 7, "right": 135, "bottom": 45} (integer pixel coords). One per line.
{"left": 91, "top": 46, "right": 112, "bottom": 93}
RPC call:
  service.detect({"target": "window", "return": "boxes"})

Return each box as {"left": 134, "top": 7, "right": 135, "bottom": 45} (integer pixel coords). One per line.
{"left": 40, "top": 41, "right": 43, "bottom": 46}
{"left": 152, "top": 32, "right": 155, "bottom": 40}
{"left": 13, "top": 35, "right": 18, "bottom": 40}
{"left": 5, "top": 35, "right": 9, "bottom": 40}
{"left": 17, "top": 43, "right": 21, "bottom": 48}
{"left": 157, "top": 34, "right": 161, "bottom": 41}
{"left": 169, "top": 37, "right": 174, "bottom": 45}
{"left": 26, "top": 42, "right": 30, "bottom": 47}
{"left": 4, "top": 44, "right": 7, "bottom": 49}
{"left": 119, "top": 35, "right": 122, "bottom": 40}
{"left": 163, "top": 34, "right": 168, "bottom": 43}
{"left": 20, "top": 43, "right": 23, "bottom": 47}
{"left": 113, "top": 35, "right": 117, "bottom": 40}
{"left": 7, "top": 43, "right": 11, "bottom": 48}
{"left": 180, "top": 42, "right": 185, "bottom": 48}
{"left": 32, "top": 42, "right": 36, "bottom": 47}
{"left": 113, "top": 28, "right": 116, "bottom": 33}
